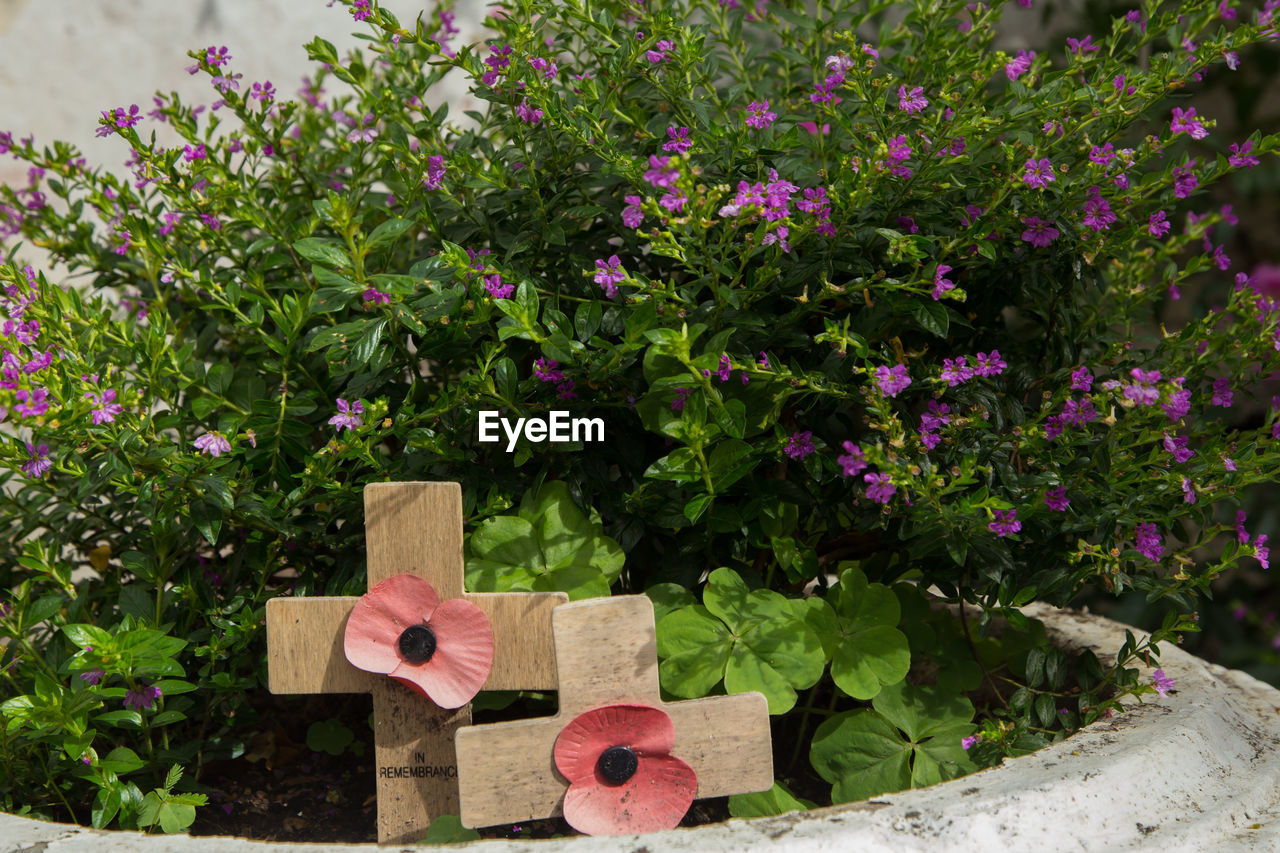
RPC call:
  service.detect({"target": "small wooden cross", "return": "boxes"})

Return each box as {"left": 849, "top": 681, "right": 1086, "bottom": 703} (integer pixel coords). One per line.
{"left": 455, "top": 595, "right": 774, "bottom": 829}
{"left": 266, "top": 481, "right": 568, "bottom": 844}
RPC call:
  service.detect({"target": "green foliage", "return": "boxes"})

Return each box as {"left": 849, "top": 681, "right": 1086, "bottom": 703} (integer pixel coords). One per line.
{"left": 810, "top": 683, "right": 977, "bottom": 803}
{"left": 0, "top": 0, "right": 1276, "bottom": 831}
{"left": 306, "top": 719, "right": 356, "bottom": 756}
{"left": 420, "top": 814, "right": 483, "bottom": 844}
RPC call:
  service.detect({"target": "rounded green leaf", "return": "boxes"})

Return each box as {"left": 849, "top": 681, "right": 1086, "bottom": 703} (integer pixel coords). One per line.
{"left": 831, "top": 625, "right": 911, "bottom": 700}
{"left": 810, "top": 710, "right": 912, "bottom": 804}
{"left": 656, "top": 606, "right": 732, "bottom": 698}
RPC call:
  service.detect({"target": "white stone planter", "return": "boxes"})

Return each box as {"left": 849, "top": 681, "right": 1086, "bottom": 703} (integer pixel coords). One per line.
{"left": 4, "top": 602, "right": 1280, "bottom": 851}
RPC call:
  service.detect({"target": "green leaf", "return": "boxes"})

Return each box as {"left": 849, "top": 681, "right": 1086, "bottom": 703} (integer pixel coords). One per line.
{"left": 292, "top": 237, "right": 349, "bottom": 269}
{"left": 810, "top": 710, "right": 912, "bottom": 803}
{"left": 422, "top": 814, "right": 482, "bottom": 844}
{"left": 101, "top": 747, "right": 145, "bottom": 776}
{"left": 574, "top": 300, "right": 602, "bottom": 342}
{"left": 727, "top": 782, "right": 812, "bottom": 818}
{"left": 826, "top": 568, "right": 910, "bottom": 700}
{"left": 364, "top": 217, "right": 413, "bottom": 250}
{"left": 307, "top": 718, "right": 355, "bottom": 756}
{"left": 646, "top": 583, "right": 696, "bottom": 624}
{"left": 656, "top": 606, "right": 732, "bottom": 697}
{"left": 912, "top": 299, "right": 950, "bottom": 337}
{"left": 708, "top": 438, "right": 755, "bottom": 491}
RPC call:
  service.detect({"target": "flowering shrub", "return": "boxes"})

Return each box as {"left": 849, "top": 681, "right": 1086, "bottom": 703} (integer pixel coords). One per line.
{"left": 2, "top": 0, "right": 1279, "bottom": 833}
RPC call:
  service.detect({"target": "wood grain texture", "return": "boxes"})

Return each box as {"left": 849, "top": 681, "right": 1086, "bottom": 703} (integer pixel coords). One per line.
{"left": 266, "top": 593, "right": 564, "bottom": 694}
{"left": 455, "top": 596, "right": 774, "bottom": 829}
{"left": 263, "top": 481, "right": 568, "bottom": 844}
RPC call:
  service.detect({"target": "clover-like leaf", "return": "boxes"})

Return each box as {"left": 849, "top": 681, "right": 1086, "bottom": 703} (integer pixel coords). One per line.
{"left": 466, "top": 482, "right": 624, "bottom": 599}
{"left": 811, "top": 682, "right": 977, "bottom": 804}
{"left": 826, "top": 567, "right": 910, "bottom": 700}
{"left": 656, "top": 569, "right": 824, "bottom": 713}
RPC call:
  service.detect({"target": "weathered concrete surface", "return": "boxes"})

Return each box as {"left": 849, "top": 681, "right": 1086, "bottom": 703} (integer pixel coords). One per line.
{"left": 3, "top": 602, "right": 1280, "bottom": 851}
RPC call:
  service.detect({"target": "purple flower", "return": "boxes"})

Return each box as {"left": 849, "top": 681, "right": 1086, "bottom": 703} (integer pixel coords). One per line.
{"left": 533, "top": 358, "right": 565, "bottom": 383}
{"left": 193, "top": 432, "right": 231, "bottom": 458}
{"left": 1021, "top": 216, "right": 1059, "bottom": 247}
{"left": 123, "top": 684, "right": 162, "bottom": 711}
{"left": 932, "top": 265, "right": 954, "bottom": 300}
{"left": 362, "top": 287, "right": 391, "bottom": 306}
{"left": 1135, "top": 523, "right": 1165, "bottom": 561}
{"left": 351, "top": 0, "right": 373, "bottom": 21}
{"left": 21, "top": 442, "right": 52, "bottom": 479}
{"left": 1022, "top": 158, "right": 1056, "bottom": 189}
{"left": 1172, "top": 161, "right": 1198, "bottom": 199}
{"left": 961, "top": 735, "right": 981, "bottom": 750}
{"left": 80, "top": 669, "right": 105, "bottom": 686}
{"left": 1062, "top": 397, "right": 1097, "bottom": 427}
{"left": 671, "top": 387, "right": 692, "bottom": 411}
{"left": 1045, "top": 486, "right": 1070, "bottom": 511}
{"left": 898, "top": 85, "right": 928, "bottom": 113}
{"left": 1148, "top": 210, "right": 1171, "bottom": 238}
{"left": 1070, "top": 366, "right": 1093, "bottom": 392}
{"left": 659, "top": 190, "right": 687, "bottom": 213}
{"left": 745, "top": 101, "right": 776, "bottom": 129}
{"left": 941, "top": 357, "right": 974, "bottom": 386}
{"left": 1182, "top": 477, "right": 1197, "bottom": 504}
{"left": 715, "top": 355, "right": 733, "bottom": 383}
{"left": 864, "top": 472, "right": 897, "bottom": 504}
{"left": 875, "top": 364, "right": 912, "bottom": 397}
{"left": 622, "top": 194, "right": 644, "bottom": 228}
{"left": 974, "top": 350, "right": 1007, "bottom": 377}
{"left": 14, "top": 388, "right": 49, "bottom": 418}
{"left": 1229, "top": 141, "right": 1260, "bottom": 169}
{"left": 1005, "top": 50, "right": 1035, "bottom": 80}
{"left": 989, "top": 509, "right": 1021, "bottom": 537}
{"left": 837, "top": 441, "right": 868, "bottom": 477}
{"left": 1082, "top": 188, "right": 1115, "bottom": 232}
{"left": 1124, "top": 368, "right": 1161, "bottom": 406}
{"left": 663, "top": 126, "right": 692, "bottom": 154}
{"left": 328, "top": 399, "right": 364, "bottom": 432}
{"left": 1162, "top": 432, "right": 1194, "bottom": 464}
{"left": 1163, "top": 388, "right": 1192, "bottom": 422}
{"left": 1066, "top": 35, "right": 1100, "bottom": 53}
{"left": 515, "top": 99, "right": 543, "bottom": 125}
{"left": 1256, "top": 534, "right": 1271, "bottom": 570}
{"left": 1170, "top": 107, "right": 1208, "bottom": 140}
{"left": 785, "top": 431, "right": 815, "bottom": 460}
{"left": 86, "top": 389, "right": 124, "bottom": 425}
{"left": 593, "top": 255, "right": 626, "bottom": 297}
{"left": 423, "top": 155, "right": 446, "bottom": 190}
{"left": 484, "top": 273, "right": 513, "bottom": 300}
{"left": 646, "top": 39, "right": 675, "bottom": 64}
{"left": 1152, "top": 669, "right": 1175, "bottom": 697}
{"left": 1212, "top": 378, "right": 1233, "bottom": 407}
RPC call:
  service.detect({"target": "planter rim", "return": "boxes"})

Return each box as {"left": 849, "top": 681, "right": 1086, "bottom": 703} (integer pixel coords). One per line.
{"left": 5, "top": 602, "right": 1280, "bottom": 852}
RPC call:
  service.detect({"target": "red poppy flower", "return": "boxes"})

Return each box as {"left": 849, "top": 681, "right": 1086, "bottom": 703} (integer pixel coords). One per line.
{"left": 342, "top": 574, "right": 493, "bottom": 708}
{"left": 553, "top": 703, "right": 697, "bottom": 836}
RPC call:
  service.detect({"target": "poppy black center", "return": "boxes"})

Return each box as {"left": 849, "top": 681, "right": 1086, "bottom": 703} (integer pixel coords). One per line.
{"left": 397, "top": 624, "right": 436, "bottom": 663}
{"left": 596, "top": 745, "right": 638, "bottom": 785}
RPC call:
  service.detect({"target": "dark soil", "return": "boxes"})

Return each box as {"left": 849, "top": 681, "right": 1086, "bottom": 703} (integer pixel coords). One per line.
{"left": 185, "top": 688, "right": 802, "bottom": 843}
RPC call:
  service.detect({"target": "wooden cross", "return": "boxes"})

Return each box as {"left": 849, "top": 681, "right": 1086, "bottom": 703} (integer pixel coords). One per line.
{"left": 265, "top": 481, "right": 568, "bottom": 844}
{"left": 455, "top": 595, "right": 774, "bottom": 829}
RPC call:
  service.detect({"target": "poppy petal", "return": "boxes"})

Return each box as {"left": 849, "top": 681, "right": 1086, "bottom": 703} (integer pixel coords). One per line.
{"left": 389, "top": 597, "right": 493, "bottom": 708}
{"left": 554, "top": 704, "right": 676, "bottom": 784}
{"left": 561, "top": 753, "right": 697, "bottom": 836}
{"left": 343, "top": 574, "right": 440, "bottom": 674}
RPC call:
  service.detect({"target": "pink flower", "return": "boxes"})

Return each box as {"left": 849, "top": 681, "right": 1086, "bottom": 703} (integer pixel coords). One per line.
{"left": 961, "top": 734, "right": 981, "bottom": 750}
{"left": 875, "top": 364, "right": 912, "bottom": 397}
{"left": 1229, "top": 141, "right": 1260, "bottom": 169}
{"left": 932, "top": 264, "right": 955, "bottom": 300}
{"left": 745, "top": 101, "right": 776, "bottom": 129}
{"left": 193, "top": 432, "right": 231, "bottom": 458}
{"left": 1005, "top": 50, "right": 1035, "bottom": 81}
{"left": 622, "top": 195, "right": 644, "bottom": 228}
{"left": 343, "top": 574, "right": 493, "bottom": 708}
{"left": 1163, "top": 432, "right": 1194, "bottom": 464}
{"left": 1212, "top": 378, "right": 1233, "bottom": 407}
{"left": 864, "top": 472, "right": 897, "bottom": 504}
{"left": 1071, "top": 366, "right": 1093, "bottom": 392}
{"left": 646, "top": 39, "right": 675, "bottom": 63}
{"left": 1152, "top": 669, "right": 1175, "bottom": 697}
{"left": 837, "top": 441, "right": 867, "bottom": 477}
{"left": 423, "top": 155, "right": 446, "bottom": 190}
{"left": 1170, "top": 107, "right": 1208, "bottom": 140}
{"left": 1182, "top": 477, "right": 1197, "bottom": 504}
{"left": 515, "top": 99, "right": 543, "bottom": 125}
{"left": 553, "top": 704, "right": 696, "bottom": 836}
{"left": 663, "top": 126, "right": 692, "bottom": 154}
{"left": 898, "top": 85, "right": 929, "bottom": 113}
{"left": 21, "top": 442, "right": 51, "bottom": 478}
{"left": 1148, "top": 210, "right": 1171, "bottom": 238}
